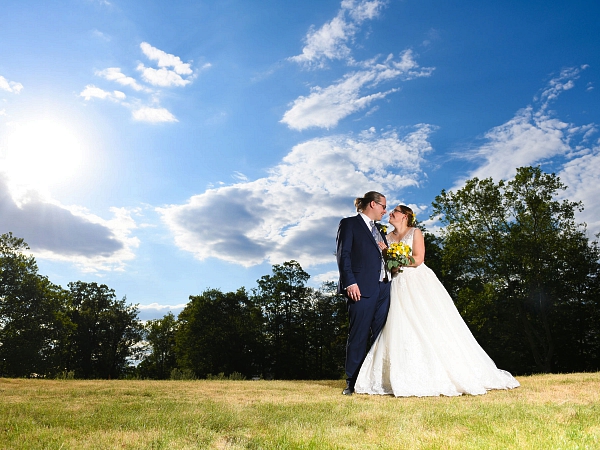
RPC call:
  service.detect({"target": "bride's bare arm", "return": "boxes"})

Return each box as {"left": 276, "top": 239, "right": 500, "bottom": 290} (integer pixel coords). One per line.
{"left": 410, "top": 228, "right": 425, "bottom": 266}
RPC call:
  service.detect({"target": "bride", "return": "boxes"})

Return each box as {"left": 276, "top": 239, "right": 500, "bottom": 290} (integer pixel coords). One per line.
{"left": 354, "top": 205, "right": 520, "bottom": 397}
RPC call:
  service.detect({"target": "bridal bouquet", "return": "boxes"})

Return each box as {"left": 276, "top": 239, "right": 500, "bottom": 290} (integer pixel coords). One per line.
{"left": 384, "top": 242, "right": 415, "bottom": 273}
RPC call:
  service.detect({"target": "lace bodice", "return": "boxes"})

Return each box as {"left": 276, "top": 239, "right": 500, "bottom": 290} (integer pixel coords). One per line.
{"left": 387, "top": 227, "right": 415, "bottom": 252}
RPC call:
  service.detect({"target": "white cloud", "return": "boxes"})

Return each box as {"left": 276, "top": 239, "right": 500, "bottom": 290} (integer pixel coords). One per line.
{"left": 461, "top": 106, "right": 573, "bottom": 183}
{"left": 80, "top": 43, "right": 202, "bottom": 124}
{"left": 138, "top": 302, "right": 187, "bottom": 311}
{"left": 344, "top": 0, "right": 385, "bottom": 22}
{"left": 448, "top": 65, "right": 600, "bottom": 237}
{"left": 91, "top": 29, "right": 110, "bottom": 41}
{"left": 537, "top": 66, "right": 586, "bottom": 110}
{"left": 312, "top": 270, "right": 340, "bottom": 285}
{"left": 136, "top": 64, "right": 191, "bottom": 87}
{"left": 0, "top": 174, "right": 139, "bottom": 272}
{"left": 453, "top": 66, "right": 591, "bottom": 186}
{"left": 79, "top": 84, "right": 126, "bottom": 101}
{"left": 137, "top": 302, "right": 187, "bottom": 320}
{"left": 140, "top": 42, "right": 193, "bottom": 75}
{"left": 233, "top": 171, "right": 248, "bottom": 182}
{"left": 282, "top": 50, "right": 433, "bottom": 130}
{"left": 137, "top": 42, "right": 196, "bottom": 87}
{"left": 290, "top": 0, "right": 387, "bottom": 67}
{"left": 0, "top": 75, "right": 24, "bottom": 94}
{"left": 158, "top": 125, "right": 434, "bottom": 268}
{"left": 96, "top": 67, "right": 146, "bottom": 91}
{"left": 132, "top": 107, "right": 178, "bottom": 123}
{"left": 558, "top": 142, "right": 600, "bottom": 236}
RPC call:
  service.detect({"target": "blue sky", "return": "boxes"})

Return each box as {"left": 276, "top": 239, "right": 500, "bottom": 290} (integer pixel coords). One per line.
{"left": 1, "top": 0, "right": 599, "bottom": 320}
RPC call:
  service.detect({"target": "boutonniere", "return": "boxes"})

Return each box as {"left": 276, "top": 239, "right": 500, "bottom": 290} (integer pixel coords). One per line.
{"left": 377, "top": 223, "right": 388, "bottom": 234}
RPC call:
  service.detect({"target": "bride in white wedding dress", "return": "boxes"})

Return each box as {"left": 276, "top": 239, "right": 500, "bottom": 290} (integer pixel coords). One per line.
{"left": 354, "top": 205, "right": 520, "bottom": 397}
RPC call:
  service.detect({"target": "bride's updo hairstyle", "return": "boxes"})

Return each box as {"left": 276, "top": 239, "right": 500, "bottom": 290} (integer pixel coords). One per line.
{"left": 397, "top": 205, "right": 417, "bottom": 227}
{"left": 354, "top": 191, "right": 384, "bottom": 212}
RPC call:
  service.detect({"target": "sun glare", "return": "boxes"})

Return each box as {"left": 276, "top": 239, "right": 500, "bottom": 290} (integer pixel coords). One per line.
{"left": 2, "top": 119, "right": 85, "bottom": 193}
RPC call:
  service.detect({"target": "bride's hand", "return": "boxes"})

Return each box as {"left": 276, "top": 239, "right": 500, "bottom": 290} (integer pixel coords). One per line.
{"left": 378, "top": 242, "right": 388, "bottom": 251}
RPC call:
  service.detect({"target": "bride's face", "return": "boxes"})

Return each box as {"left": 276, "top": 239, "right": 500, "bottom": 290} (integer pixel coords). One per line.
{"left": 389, "top": 208, "right": 406, "bottom": 227}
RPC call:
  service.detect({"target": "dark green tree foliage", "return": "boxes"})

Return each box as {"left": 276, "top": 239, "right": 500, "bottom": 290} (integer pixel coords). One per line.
{"left": 137, "top": 312, "right": 179, "bottom": 379}
{"left": 306, "top": 281, "right": 347, "bottom": 379}
{"left": 67, "top": 281, "right": 143, "bottom": 379}
{"left": 432, "top": 166, "right": 600, "bottom": 373}
{"left": 0, "top": 233, "right": 72, "bottom": 377}
{"left": 175, "top": 288, "right": 261, "bottom": 378}
{"left": 253, "top": 261, "right": 311, "bottom": 379}
{"left": 252, "top": 261, "right": 347, "bottom": 379}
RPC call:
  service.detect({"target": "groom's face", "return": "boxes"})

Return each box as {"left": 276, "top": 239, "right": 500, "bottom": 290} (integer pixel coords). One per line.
{"left": 374, "top": 197, "right": 387, "bottom": 220}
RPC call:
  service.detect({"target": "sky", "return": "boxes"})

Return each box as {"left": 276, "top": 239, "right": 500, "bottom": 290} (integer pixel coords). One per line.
{"left": 1, "top": 0, "right": 599, "bottom": 320}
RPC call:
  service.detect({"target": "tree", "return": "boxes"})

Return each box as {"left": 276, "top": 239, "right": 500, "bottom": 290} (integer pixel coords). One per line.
{"left": 175, "top": 288, "right": 261, "bottom": 378}
{"left": 253, "top": 261, "right": 312, "bottom": 379}
{"left": 67, "top": 281, "right": 143, "bottom": 378}
{"left": 432, "top": 166, "right": 600, "bottom": 373}
{"left": 0, "top": 233, "right": 72, "bottom": 377}
{"left": 137, "top": 312, "right": 179, "bottom": 379}
{"left": 305, "top": 281, "right": 348, "bottom": 379}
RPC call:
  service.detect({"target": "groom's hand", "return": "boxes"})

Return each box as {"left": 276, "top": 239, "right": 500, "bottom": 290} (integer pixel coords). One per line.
{"left": 346, "top": 284, "right": 361, "bottom": 301}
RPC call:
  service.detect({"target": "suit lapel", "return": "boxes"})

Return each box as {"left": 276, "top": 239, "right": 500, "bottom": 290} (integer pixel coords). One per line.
{"left": 356, "top": 214, "right": 380, "bottom": 248}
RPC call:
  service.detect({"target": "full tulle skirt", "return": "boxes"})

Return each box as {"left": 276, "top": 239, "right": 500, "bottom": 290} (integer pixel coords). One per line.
{"left": 354, "top": 263, "right": 520, "bottom": 397}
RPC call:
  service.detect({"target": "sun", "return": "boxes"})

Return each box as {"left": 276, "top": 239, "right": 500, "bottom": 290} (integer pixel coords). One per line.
{"left": 2, "top": 119, "right": 85, "bottom": 193}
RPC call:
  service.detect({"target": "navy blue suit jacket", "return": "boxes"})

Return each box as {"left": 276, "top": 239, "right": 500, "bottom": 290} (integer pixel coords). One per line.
{"left": 336, "top": 214, "right": 387, "bottom": 299}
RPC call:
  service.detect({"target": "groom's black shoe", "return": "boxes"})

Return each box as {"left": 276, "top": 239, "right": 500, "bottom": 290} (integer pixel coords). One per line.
{"left": 342, "top": 382, "right": 354, "bottom": 395}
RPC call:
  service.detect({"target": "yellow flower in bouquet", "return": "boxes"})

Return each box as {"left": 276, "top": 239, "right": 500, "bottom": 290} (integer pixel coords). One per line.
{"left": 384, "top": 242, "right": 415, "bottom": 273}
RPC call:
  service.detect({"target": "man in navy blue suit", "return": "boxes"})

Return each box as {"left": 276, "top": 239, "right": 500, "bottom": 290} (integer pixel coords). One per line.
{"left": 336, "top": 191, "right": 391, "bottom": 395}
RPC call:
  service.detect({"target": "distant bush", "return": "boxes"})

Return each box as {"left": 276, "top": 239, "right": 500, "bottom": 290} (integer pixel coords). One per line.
{"left": 55, "top": 370, "right": 75, "bottom": 380}
{"left": 206, "top": 371, "right": 246, "bottom": 380}
{"left": 170, "top": 368, "right": 197, "bottom": 380}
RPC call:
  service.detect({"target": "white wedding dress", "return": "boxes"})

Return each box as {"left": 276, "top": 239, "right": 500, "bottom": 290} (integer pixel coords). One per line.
{"left": 355, "top": 228, "right": 520, "bottom": 397}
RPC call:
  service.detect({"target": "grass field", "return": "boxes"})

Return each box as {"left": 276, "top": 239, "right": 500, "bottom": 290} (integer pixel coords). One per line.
{"left": 1, "top": 373, "right": 599, "bottom": 449}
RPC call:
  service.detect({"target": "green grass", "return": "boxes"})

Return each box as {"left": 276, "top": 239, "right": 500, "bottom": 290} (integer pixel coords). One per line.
{"left": 1, "top": 373, "right": 599, "bottom": 449}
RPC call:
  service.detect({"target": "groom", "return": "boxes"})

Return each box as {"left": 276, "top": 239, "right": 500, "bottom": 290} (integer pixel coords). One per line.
{"left": 336, "top": 191, "right": 391, "bottom": 395}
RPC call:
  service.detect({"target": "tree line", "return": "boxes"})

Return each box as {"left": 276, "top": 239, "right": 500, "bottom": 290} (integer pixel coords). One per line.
{"left": 1, "top": 167, "right": 599, "bottom": 379}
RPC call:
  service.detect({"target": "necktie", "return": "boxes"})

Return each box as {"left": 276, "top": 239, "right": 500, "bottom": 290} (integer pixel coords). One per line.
{"left": 370, "top": 221, "right": 386, "bottom": 281}
{"left": 370, "top": 221, "right": 380, "bottom": 241}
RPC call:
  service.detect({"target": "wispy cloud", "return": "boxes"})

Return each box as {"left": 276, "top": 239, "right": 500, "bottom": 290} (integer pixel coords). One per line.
{"left": 80, "top": 84, "right": 126, "bottom": 101}
{"left": 140, "top": 42, "right": 193, "bottom": 76}
{"left": 0, "top": 75, "right": 24, "bottom": 94}
{"left": 132, "top": 107, "right": 178, "bottom": 123}
{"left": 290, "top": 0, "right": 387, "bottom": 68}
{"left": 455, "top": 66, "right": 591, "bottom": 184}
{"left": 137, "top": 42, "right": 195, "bottom": 88}
{"left": 80, "top": 43, "right": 202, "bottom": 123}
{"left": 536, "top": 66, "right": 585, "bottom": 110}
{"left": 136, "top": 66, "right": 192, "bottom": 88}
{"left": 282, "top": 50, "right": 433, "bottom": 130}
{"left": 96, "top": 67, "right": 146, "bottom": 91}
{"left": 91, "top": 29, "right": 110, "bottom": 41}
{"left": 158, "top": 125, "right": 434, "bottom": 268}
{"left": 449, "top": 65, "right": 600, "bottom": 236}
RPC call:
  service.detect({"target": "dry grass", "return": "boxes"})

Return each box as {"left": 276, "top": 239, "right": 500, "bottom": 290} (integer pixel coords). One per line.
{"left": 1, "top": 373, "right": 599, "bottom": 449}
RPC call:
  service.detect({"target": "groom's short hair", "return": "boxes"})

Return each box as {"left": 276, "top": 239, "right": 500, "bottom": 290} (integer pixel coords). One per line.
{"left": 354, "top": 191, "right": 385, "bottom": 212}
